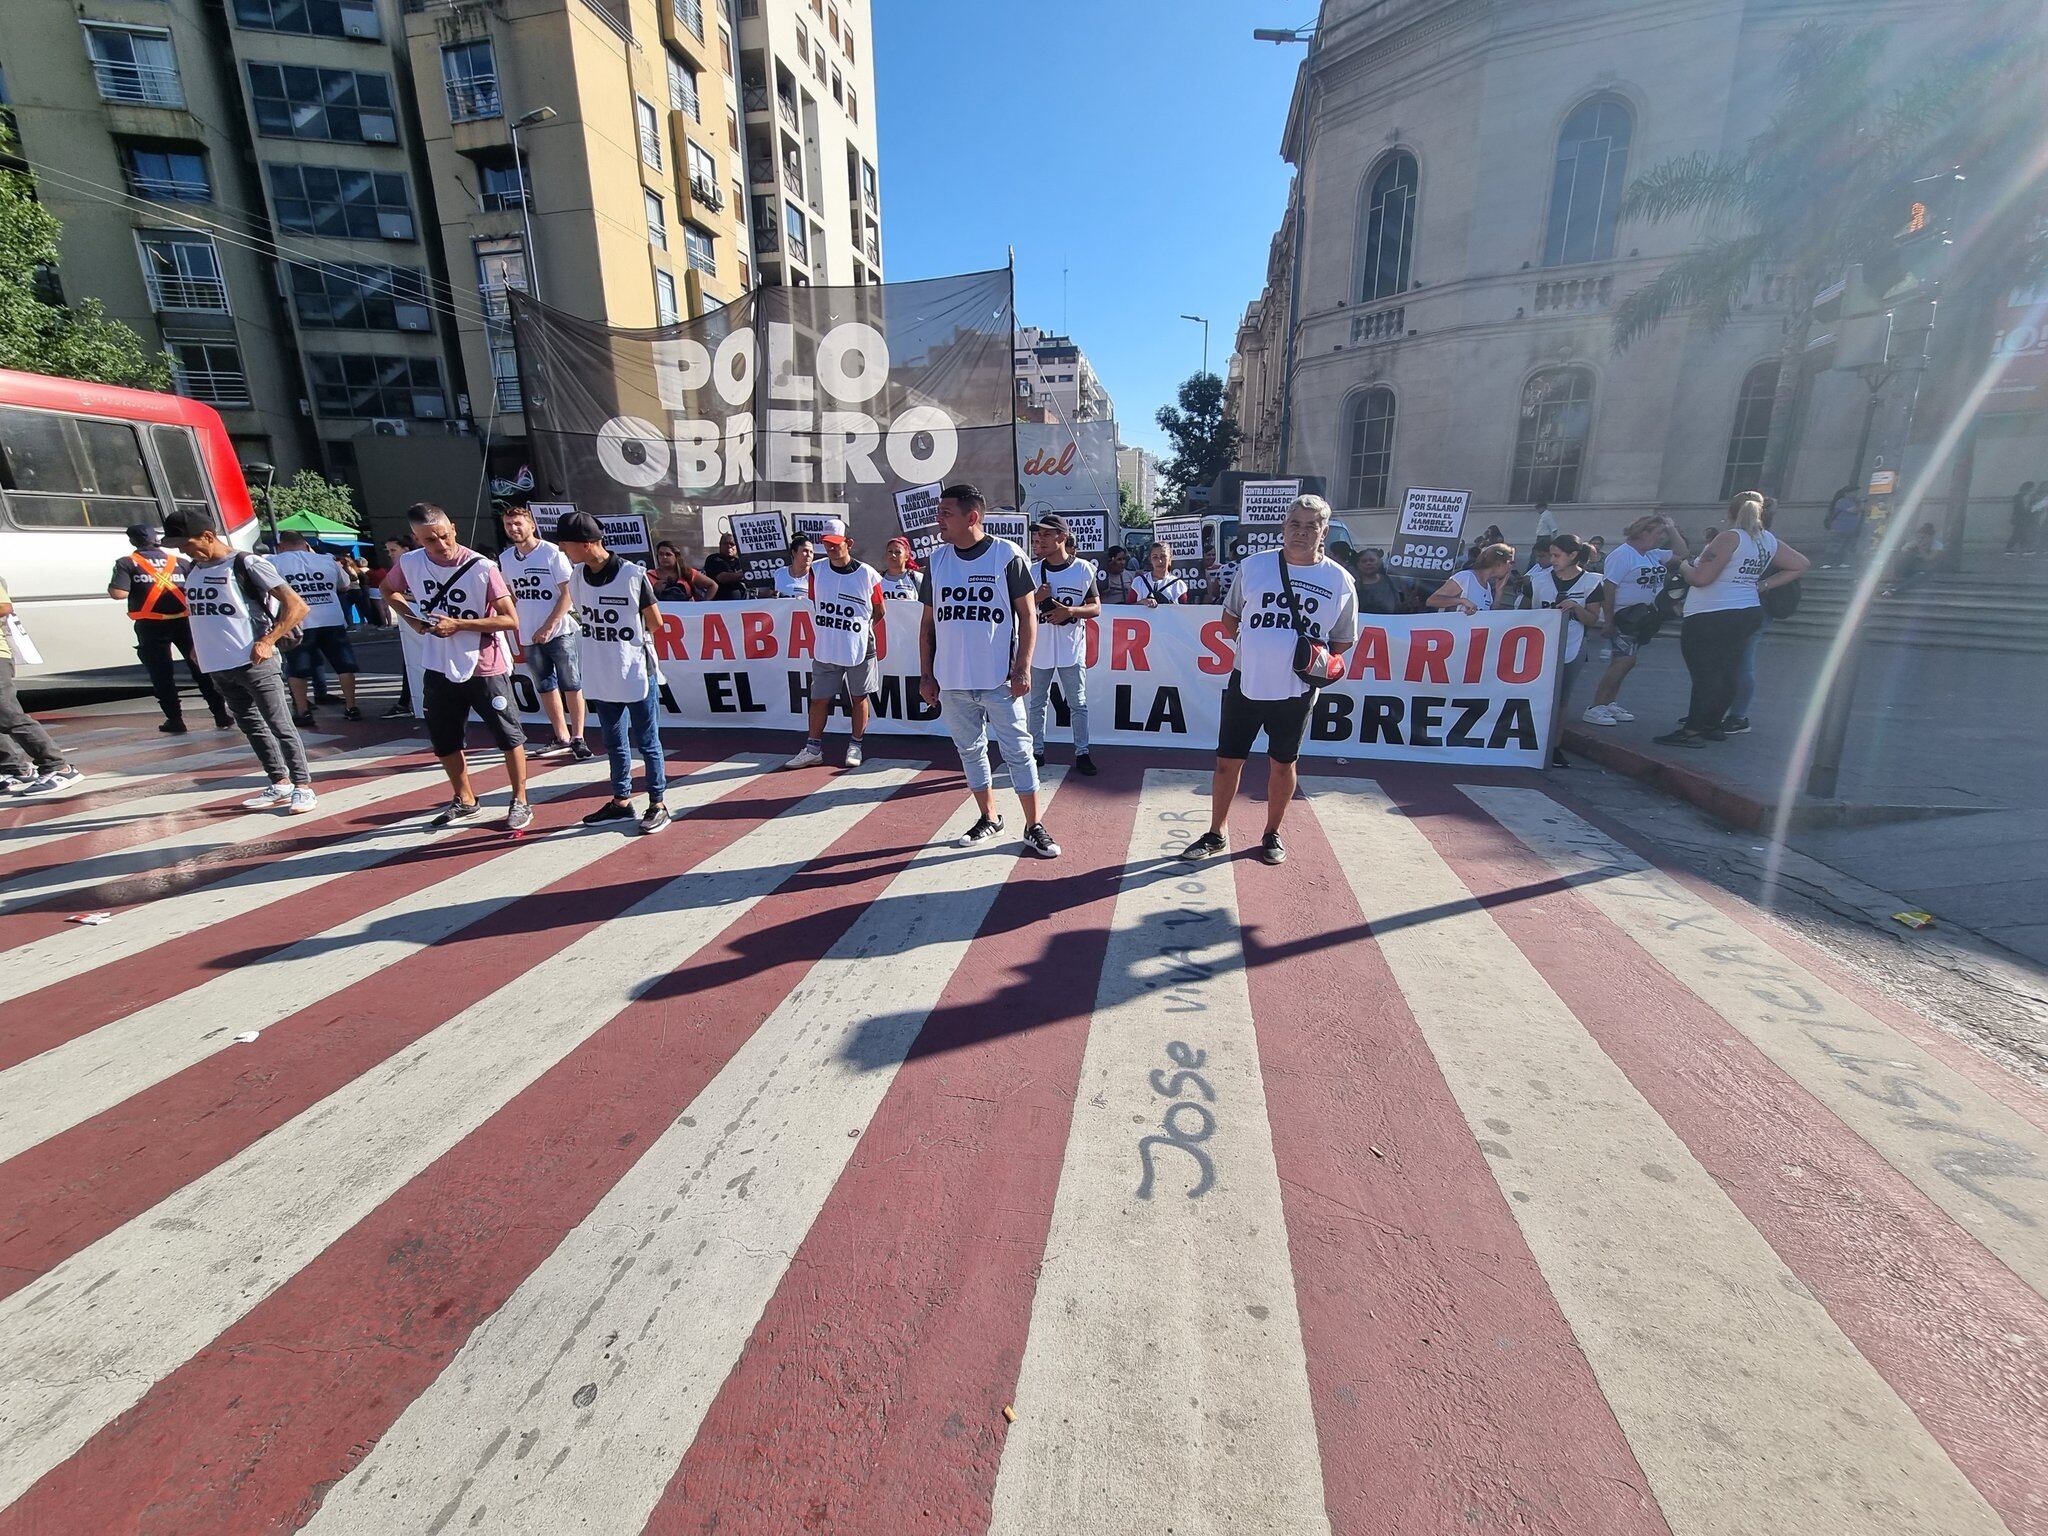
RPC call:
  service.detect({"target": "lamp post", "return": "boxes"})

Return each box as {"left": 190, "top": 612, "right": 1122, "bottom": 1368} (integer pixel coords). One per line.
{"left": 241, "top": 460, "right": 277, "bottom": 546}
{"left": 1255, "top": 23, "right": 1317, "bottom": 474}
{"left": 508, "top": 106, "right": 556, "bottom": 302}
{"left": 1179, "top": 313, "right": 1210, "bottom": 377}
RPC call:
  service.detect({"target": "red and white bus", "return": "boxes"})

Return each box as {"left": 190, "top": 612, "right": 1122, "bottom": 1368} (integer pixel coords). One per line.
{"left": 0, "top": 369, "right": 260, "bottom": 686}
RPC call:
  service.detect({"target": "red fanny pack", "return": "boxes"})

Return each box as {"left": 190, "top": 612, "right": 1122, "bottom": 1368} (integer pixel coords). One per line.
{"left": 1277, "top": 556, "right": 1344, "bottom": 688}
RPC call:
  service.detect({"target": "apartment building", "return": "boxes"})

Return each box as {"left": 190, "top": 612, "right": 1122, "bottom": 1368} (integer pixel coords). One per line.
{"left": 736, "top": 0, "right": 880, "bottom": 287}
{"left": 1015, "top": 326, "right": 1113, "bottom": 427}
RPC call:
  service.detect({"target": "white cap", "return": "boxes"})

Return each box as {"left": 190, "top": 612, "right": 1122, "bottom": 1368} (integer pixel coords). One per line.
{"left": 817, "top": 515, "right": 848, "bottom": 545}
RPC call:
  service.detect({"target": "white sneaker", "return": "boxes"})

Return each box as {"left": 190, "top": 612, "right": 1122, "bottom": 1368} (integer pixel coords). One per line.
{"left": 783, "top": 743, "right": 825, "bottom": 770}
{"left": 843, "top": 739, "right": 864, "bottom": 768}
{"left": 1606, "top": 705, "right": 1635, "bottom": 722}
{"left": 1, "top": 774, "right": 35, "bottom": 794}
{"left": 286, "top": 787, "right": 318, "bottom": 815}
{"left": 242, "top": 782, "right": 293, "bottom": 810}
{"left": 19, "top": 767, "right": 85, "bottom": 796}
{"left": 1581, "top": 705, "right": 1620, "bottom": 727}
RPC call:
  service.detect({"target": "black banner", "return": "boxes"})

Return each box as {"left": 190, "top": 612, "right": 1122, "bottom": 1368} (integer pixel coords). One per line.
{"left": 510, "top": 269, "right": 1017, "bottom": 568}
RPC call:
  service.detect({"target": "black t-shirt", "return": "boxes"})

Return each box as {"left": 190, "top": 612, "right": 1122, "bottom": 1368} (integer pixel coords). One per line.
{"left": 703, "top": 551, "right": 747, "bottom": 599}
{"left": 111, "top": 547, "right": 193, "bottom": 620}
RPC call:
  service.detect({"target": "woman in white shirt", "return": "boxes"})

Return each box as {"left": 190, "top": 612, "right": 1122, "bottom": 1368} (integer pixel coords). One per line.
{"left": 772, "top": 534, "right": 815, "bottom": 599}
{"left": 1428, "top": 543, "right": 1516, "bottom": 613}
{"left": 1132, "top": 541, "right": 1191, "bottom": 606}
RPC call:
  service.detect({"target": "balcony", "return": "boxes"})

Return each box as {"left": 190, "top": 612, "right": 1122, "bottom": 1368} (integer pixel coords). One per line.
{"left": 863, "top": 232, "right": 878, "bottom": 265}
{"left": 172, "top": 365, "right": 249, "bottom": 407}
{"left": 446, "top": 75, "right": 501, "bottom": 121}
{"left": 494, "top": 373, "right": 523, "bottom": 411}
{"left": 1532, "top": 275, "right": 1614, "bottom": 314}
{"left": 781, "top": 157, "right": 802, "bottom": 198}
{"left": 1349, "top": 303, "right": 1405, "bottom": 343}
{"left": 776, "top": 94, "right": 797, "bottom": 133}
{"left": 145, "top": 272, "right": 229, "bottom": 313}
{"left": 94, "top": 60, "right": 184, "bottom": 108}
{"left": 752, "top": 223, "right": 778, "bottom": 254}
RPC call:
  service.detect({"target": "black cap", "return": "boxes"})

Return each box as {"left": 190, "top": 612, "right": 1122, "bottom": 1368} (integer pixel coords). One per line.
{"left": 125, "top": 523, "right": 161, "bottom": 549}
{"left": 160, "top": 509, "right": 206, "bottom": 542}
{"left": 553, "top": 510, "right": 604, "bottom": 544}
{"left": 1029, "top": 512, "right": 1072, "bottom": 538}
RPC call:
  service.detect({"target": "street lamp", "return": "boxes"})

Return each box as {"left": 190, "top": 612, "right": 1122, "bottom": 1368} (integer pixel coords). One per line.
{"left": 1254, "top": 24, "right": 1315, "bottom": 474}
{"left": 1252, "top": 25, "right": 1316, "bottom": 42}
{"left": 241, "top": 460, "right": 277, "bottom": 546}
{"left": 508, "top": 105, "right": 556, "bottom": 302}
{"left": 1180, "top": 313, "right": 1210, "bottom": 377}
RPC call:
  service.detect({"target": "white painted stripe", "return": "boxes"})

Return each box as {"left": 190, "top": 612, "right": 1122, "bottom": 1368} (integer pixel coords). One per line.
{"left": 0, "top": 745, "right": 428, "bottom": 915}
{"left": 1463, "top": 786, "right": 2048, "bottom": 1302}
{"left": 987, "top": 769, "right": 1330, "bottom": 1536}
{"left": 1308, "top": 778, "right": 2004, "bottom": 1536}
{"left": 63, "top": 731, "right": 343, "bottom": 774}
{"left": 0, "top": 764, "right": 918, "bottom": 1508}
{"left": 0, "top": 753, "right": 617, "bottom": 1009}
{"left": 303, "top": 773, "right": 1065, "bottom": 1535}
{"left": 0, "top": 755, "right": 758, "bottom": 1161}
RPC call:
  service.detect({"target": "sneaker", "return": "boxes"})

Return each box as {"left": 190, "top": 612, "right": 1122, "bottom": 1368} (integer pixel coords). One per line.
{"left": 0, "top": 774, "right": 34, "bottom": 794}
{"left": 292, "top": 710, "right": 316, "bottom": 729}
{"left": 1259, "top": 831, "right": 1287, "bottom": 866}
{"left": 286, "top": 787, "right": 318, "bottom": 815}
{"left": 569, "top": 739, "right": 595, "bottom": 762}
{"left": 843, "top": 739, "right": 864, "bottom": 768}
{"left": 955, "top": 814, "right": 1004, "bottom": 848}
{"left": 1720, "top": 716, "right": 1752, "bottom": 735}
{"left": 1653, "top": 729, "right": 1707, "bottom": 749}
{"left": 1699, "top": 727, "right": 1728, "bottom": 742}
{"left": 506, "top": 800, "right": 535, "bottom": 834}
{"left": 242, "top": 782, "right": 293, "bottom": 810}
{"left": 528, "top": 738, "right": 563, "bottom": 759}
{"left": 429, "top": 798, "right": 481, "bottom": 829}
{"left": 383, "top": 703, "right": 411, "bottom": 719}
{"left": 212, "top": 714, "right": 234, "bottom": 730}
{"left": 1607, "top": 705, "right": 1635, "bottom": 722}
{"left": 1021, "top": 822, "right": 1061, "bottom": 859}
{"left": 1073, "top": 753, "right": 1098, "bottom": 777}
{"left": 1551, "top": 748, "right": 1571, "bottom": 769}
{"left": 582, "top": 800, "right": 638, "bottom": 827}
{"left": 783, "top": 743, "right": 826, "bottom": 770}
{"left": 159, "top": 720, "right": 189, "bottom": 735}
{"left": 342, "top": 707, "right": 362, "bottom": 723}
{"left": 637, "top": 802, "right": 671, "bottom": 836}
{"left": 1581, "top": 705, "right": 1620, "bottom": 727}
{"left": 20, "top": 767, "right": 85, "bottom": 797}
{"left": 1181, "top": 830, "right": 1227, "bottom": 861}
{"left": 1033, "top": 751, "right": 1046, "bottom": 768}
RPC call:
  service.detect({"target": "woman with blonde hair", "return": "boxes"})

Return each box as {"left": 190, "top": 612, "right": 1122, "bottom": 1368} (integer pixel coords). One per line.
{"left": 1655, "top": 491, "right": 1807, "bottom": 747}
{"left": 1428, "top": 542, "right": 1516, "bottom": 613}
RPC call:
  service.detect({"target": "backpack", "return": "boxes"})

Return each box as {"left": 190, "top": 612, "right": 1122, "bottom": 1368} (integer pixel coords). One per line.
{"left": 233, "top": 554, "right": 302, "bottom": 651}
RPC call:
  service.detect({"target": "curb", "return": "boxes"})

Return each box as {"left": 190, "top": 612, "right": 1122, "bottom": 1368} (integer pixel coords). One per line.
{"left": 1562, "top": 727, "right": 1770, "bottom": 831}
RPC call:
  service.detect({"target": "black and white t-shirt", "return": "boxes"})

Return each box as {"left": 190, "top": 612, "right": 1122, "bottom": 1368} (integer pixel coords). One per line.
{"left": 1526, "top": 564, "right": 1605, "bottom": 663}
{"left": 570, "top": 556, "right": 660, "bottom": 703}
{"left": 1224, "top": 550, "right": 1360, "bottom": 701}
{"left": 1030, "top": 557, "right": 1098, "bottom": 670}
{"left": 270, "top": 550, "right": 349, "bottom": 631}
{"left": 185, "top": 554, "right": 291, "bottom": 674}
{"left": 918, "top": 536, "right": 1035, "bottom": 691}
{"left": 1601, "top": 543, "right": 1671, "bottom": 613}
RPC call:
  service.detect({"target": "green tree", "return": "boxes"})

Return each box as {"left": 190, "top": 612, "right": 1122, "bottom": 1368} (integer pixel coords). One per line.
{"left": 1153, "top": 372, "right": 1241, "bottom": 509}
{"left": 1117, "top": 479, "right": 1153, "bottom": 529}
{"left": 0, "top": 136, "right": 170, "bottom": 390}
{"left": 265, "top": 469, "right": 363, "bottom": 531}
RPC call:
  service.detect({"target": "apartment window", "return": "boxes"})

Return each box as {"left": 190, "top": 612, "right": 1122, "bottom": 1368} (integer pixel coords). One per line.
{"left": 636, "top": 96, "right": 663, "bottom": 167}
{"left": 121, "top": 146, "right": 211, "bottom": 203}
{"left": 246, "top": 63, "right": 396, "bottom": 143}
{"left": 795, "top": 21, "right": 808, "bottom": 59}
{"left": 727, "top": 104, "right": 740, "bottom": 150}
{"left": 167, "top": 338, "right": 250, "bottom": 407}
{"left": 783, "top": 200, "right": 807, "bottom": 261}
{"left": 1510, "top": 366, "right": 1595, "bottom": 503}
{"left": 828, "top": 7, "right": 838, "bottom": 40}
{"left": 718, "top": 25, "right": 734, "bottom": 74}
{"left": 1356, "top": 150, "right": 1416, "bottom": 303}
{"left": 683, "top": 223, "right": 715, "bottom": 276}
{"left": 1719, "top": 360, "right": 1779, "bottom": 500}
{"left": 686, "top": 140, "right": 718, "bottom": 200}
{"left": 645, "top": 188, "right": 668, "bottom": 249}
{"left": 1342, "top": 387, "right": 1396, "bottom": 509}
{"left": 1544, "top": 96, "right": 1632, "bottom": 268}
{"left": 860, "top": 158, "right": 876, "bottom": 210}
{"left": 307, "top": 353, "right": 447, "bottom": 418}
{"left": 136, "top": 231, "right": 228, "bottom": 312}
{"left": 813, "top": 49, "right": 826, "bottom": 85}
{"left": 830, "top": 66, "right": 842, "bottom": 105}
{"left": 846, "top": 84, "right": 857, "bottom": 125}
{"left": 654, "top": 268, "right": 680, "bottom": 323}
{"left": 475, "top": 236, "right": 525, "bottom": 410}
{"left": 287, "top": 262, "right": 432, "bottom": 330}
{"left": 0, "top": 409, "right": 161, "bottom": 531}
{"left": 83, "top": 25, "right": 183, "bottom": 108}
{"left": 731, "top": 179, "right": 744, "bottom": 220}
{"left": 442, "top": 40, "right": 500, "bottom": 122}
{"left": 268, "top": 164, "right": 414, "bottom": 239}
{"left": 674, "top": 0, "right": 704, "bottom": 39}
{"left": 231, "top": 0, "right": 379, "bottom": 41}
{"left": 844, "top": 29, "right": 855, "bottom": 64}
{"left": 668, "top": 52, "right": 700, "bottom": 120}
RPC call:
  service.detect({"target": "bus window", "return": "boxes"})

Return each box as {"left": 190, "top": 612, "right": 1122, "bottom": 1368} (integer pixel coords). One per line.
{"left": 0, "top": 407, "right": 162, "bottom": 530}
{"left": 150, "top": 423, "right": 216, "bottom": 527}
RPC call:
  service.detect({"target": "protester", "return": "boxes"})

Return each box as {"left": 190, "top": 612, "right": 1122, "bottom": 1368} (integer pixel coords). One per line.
{"left": 783, "top": 516, "right": 883, "bottom": 770}
{"left": 498, "top": 506, "right": 588, "bottom": 759}
{"left": 652, "top": 541, "right": 716, "bottom": 601}
{"left": 1133, "top": 542, "right": 1191, "bottom": 606}
{"left": 1096, "top": 544, "right": 1136, "bottom": 605}
{"left": 379, "top": 535, "right": 416, "bottom": 716}
{"left": 1656, "top": 491, "right": 1808, "bottom": 747}
{"left": 1025, "top": 513, "right": 1102, "bottom": 776}
{"left": 555, "top": 512, "right": 669, "bottom": 834}
{"left": 339, "top": 552, "right": 381, "bottom": 626}
{"left": 1182, "top": 495, "right": 1357, "bottom": 866}
{"left": 1522, "top": 533, "right": 1604, "bottom": 766}
{"left": 704, "top": 531, "right": 749, "bottom": 600}
{"left": 160, "top": 510, "right": 316, "bottom": 812}
{"left": 383, "top": 502, "right": 532, "bottom": 830}
{"left": 1584, "top": 514, "right": 1686, "bottom": 726}
{"left": 774, "top": 533, "right": 814, "bottom": 599}
{"left": 879, "top": 537, "right": 922, "bottom": 600}
{"left": 1722, "top": 496, "right": 1784, "bottom": 734}
{"left": 1583, "top": 535, "right": 1607, "bottom": 572}
{"left": 1821, "top": 485, "right": 1863, "bottom": 568}
{"left": 2007, "top": 481, "right": 2041, "bottom": 555}
{"left": 1883, "top": 521, "right": 1944, "bottom": 596}
{"left": 271, "top": 530, "right": 362, "bottom": 725}
{"left": 1459, "top": 526, "right": 1506, "bottom": 570}
{"left": 917, "top": 483, "right": 1059, "bottom": 857}
{"left": 0, "top": 573, "right": 83, "bottom": 795}
{"left": 1352, "top": 547, "right": 1406, "bottom": 614}
{"left": 107, "top": 522, "right": 230, "bottom": 734}
{"left": 1428, "top": 543, "right": 1515, "bottom": 612}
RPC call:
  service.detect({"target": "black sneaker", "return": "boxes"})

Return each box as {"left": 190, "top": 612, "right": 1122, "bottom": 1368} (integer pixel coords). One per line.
{"left": 1653, "top": 728, "right": 1707, "bottom": 749}
{"left": 638, "top": 802, "right": 671, "bottom": 836}
{"left": 582, "top": 799, "right": 638, "bottom": 827}
{"left": 293, "top": 710, "right": 316, "bottom": 728}
{"left": 955, "top": 814, "right": 1004, "bottom": 848}
{"left": 159, "top": 720, "right": 189, "bottom": 735}
{"left": 1259, "top": 831, "right": 1287, "bottom": 866}
{"left": 384, "top": 703, "right": 410, "bottom": 718}
{"left": 212, "top": 714, "right": 234, "bottom": 729}
{"left": 429, "top": 799, "right": 481, "bottom": 829}
{"left": 569, "top": 739, "right": 595, "bottom": 762}
{"left": 1720, "top": 716, "right": 1752, "bottom": 734}
{"left": 1551, "top": 748, "right": 1571, "bottom": 769}
{"left": 1021, "top": 822, "right": 1061, "bottom": 859}
{"left": 1073, "top": 753, "right": 1097, "bottom": 777}
{"left": 1033, "top": 751, "right": 1046, "bottom": 767}
{"left": 342, "top": 706, "right": 362, "bottom": 722}
{"left": 1181, "top": 830, "right": 1226, "bottom": 861}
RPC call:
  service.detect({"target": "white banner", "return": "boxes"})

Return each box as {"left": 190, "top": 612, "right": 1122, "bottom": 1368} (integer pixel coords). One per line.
{"left": 1153, "top": 517, "right": 1203, "bottom": 567}
{"left": 510, "top": 604, "right": 1564, "bottom": 767}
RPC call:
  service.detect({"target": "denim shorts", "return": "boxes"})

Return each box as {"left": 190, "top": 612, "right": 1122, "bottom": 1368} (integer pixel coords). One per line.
{"left": 526, "top": 631, "right": 582, "bottom": 694}
{"left": 284, "top": 625, "right": 358, "bottom": 679}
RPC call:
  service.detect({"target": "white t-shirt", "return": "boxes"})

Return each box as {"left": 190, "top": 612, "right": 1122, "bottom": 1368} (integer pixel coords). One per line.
{"left": 1446, "top": 569, "right": 1495, "bottom": 612}
{"left": 269, "top": 550, "right": 348, "bottom": 631}
{"left": 1602, "top": 543, "right": 1671, "bottom": 611}
{"left": 1685, "top": 529, "right": 1774, "bottom": 617}
{"left": 880, "top": 570, "right": 921, "bottom": 601}
{"left": 1030, "top": 557, "right": 1098, "bottom": 670}
{"left": 398, "top": 547, "right": 504, "bottom": 683}
{"left": 1526, "top": 564, "right": 1605, "bottom": 664}
{"left": 773, "top": 565, "right": 811, "bottom": 600}
{"left": 1224, "top": 550, "right": 1361, "bottom": 702}
{"left": 571, "top": 557, "right": 660, "bottom": 703}
{"left": 185, "top": 554, "right": 290, "bottom": 673}
{"left": 499, "top": 539, "right": 578, "bottom": 644}
{"left": 809, "top": 559, "right": 884, "bottom": 668}
{"left": 1133, "top": 569, "right": 1190, "bottom": 605}
{"left": 920, "top": 536, "right": 1034, "bottom": 691}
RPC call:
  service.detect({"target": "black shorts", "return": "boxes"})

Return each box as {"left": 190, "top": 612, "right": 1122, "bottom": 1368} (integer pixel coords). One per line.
{"left": 423, "top": 669, "right": 523, "bottom": 757}
{"left": 285, "top": 626, "right": 359, "bottom": 680}
{"left": 1216, "top": 673, "right": 1315, "bottom": 764}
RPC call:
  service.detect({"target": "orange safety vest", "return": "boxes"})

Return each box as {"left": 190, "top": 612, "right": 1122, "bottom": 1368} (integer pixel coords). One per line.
{"left": 129, "top": 552, "right": 188, "bottom": 621}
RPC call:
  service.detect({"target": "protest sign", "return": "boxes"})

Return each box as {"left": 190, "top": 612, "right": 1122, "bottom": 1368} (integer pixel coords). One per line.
{"left": 1389, "top": 487, "right": 1471, "bottom": 578}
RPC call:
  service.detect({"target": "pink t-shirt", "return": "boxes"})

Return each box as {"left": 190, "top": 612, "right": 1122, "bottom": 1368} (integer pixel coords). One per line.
{"left": 386, "top": 546, "right": 513, "bottom": 676}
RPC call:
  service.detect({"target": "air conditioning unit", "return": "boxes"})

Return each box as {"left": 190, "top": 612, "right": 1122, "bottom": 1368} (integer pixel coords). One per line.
{"left": 370, "top": 417, "right": 410, "bottom": 436}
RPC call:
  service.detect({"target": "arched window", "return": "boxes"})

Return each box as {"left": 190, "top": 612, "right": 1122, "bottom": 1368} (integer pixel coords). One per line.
{"left": 1719, "top": 360, "right": 1780, "bottom": 499}
{"left": 1344, "top": 387, "right": 1396, "bottom": 508}
{"left": 1543, "top": 97, "right": 1632, "bottom": 267}
{"left": 1356, "top": 152, "right": 1417, "bottom": 303}
{"left": 1511, "top": 367, "right": 1594, "bottom": 504}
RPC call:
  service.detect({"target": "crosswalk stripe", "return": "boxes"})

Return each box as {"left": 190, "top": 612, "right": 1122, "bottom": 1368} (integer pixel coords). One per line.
{"left": 1308, "top": 777, "right": 2007, "bottom": 1536}
{"left": 986, "top": 768, "right": 1331, "bottom": 1536}
{"left": 299, "top": 772, "right": 1066, "bottom": 1535}
{"left": 1462, "top": 786, "right": 2048, "bottom": 1301}
{"left": 0, "top": 764, "right": 919, "bottom": 1509}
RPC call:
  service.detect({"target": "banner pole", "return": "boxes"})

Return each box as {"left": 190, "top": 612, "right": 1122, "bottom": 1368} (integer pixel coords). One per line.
{"left": 1007, "top": 254, "right": 1022, "bottom": 514}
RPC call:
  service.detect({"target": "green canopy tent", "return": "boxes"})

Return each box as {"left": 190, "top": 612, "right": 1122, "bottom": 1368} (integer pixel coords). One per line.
{"left": 271, "top": 510, "right": 368, "bottom": 547}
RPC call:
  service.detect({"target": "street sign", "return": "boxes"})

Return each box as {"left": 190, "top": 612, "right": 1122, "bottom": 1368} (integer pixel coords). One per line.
{"left": 1388, "top": 487, "right": 1471, "bottom": 578}
{"left": 1867, "top": 469, "right": 1898, "bottom": 496}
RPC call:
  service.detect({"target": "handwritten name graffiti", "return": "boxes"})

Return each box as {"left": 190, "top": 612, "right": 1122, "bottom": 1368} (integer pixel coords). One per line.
{"left": 1138, "top": 1040, "right": 1217, "bottom": 1201}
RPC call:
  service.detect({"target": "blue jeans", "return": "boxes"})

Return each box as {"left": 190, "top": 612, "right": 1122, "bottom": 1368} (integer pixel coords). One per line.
{"left": 592, "top": 676, "right": 665, "bottom": 802}
{"left": 940, "top": 686, "right": 1039, "bottom": 795}
{"left": 1027, "top": 662, "right": 1089, "bottom": 755}
{"left": 1729, "top": 619, "right": 1763, "bottom": 719}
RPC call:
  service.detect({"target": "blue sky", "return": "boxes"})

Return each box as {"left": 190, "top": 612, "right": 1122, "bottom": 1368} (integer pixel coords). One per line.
{"left": 871, "top": 0, "right": 1309, "bottom": 459}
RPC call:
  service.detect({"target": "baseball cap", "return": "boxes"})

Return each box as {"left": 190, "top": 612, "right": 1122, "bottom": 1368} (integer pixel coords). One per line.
{"left": 815, "top": 515, "right": 849, "bottom": 547}
{"left": 1029, "top": 512, "right": 1072, "bottom": 539}
{"left": 160, "top": 509, "right": 207, "bottom": 543}
{"left": 125, "top": 523, "right": 161, "bottom": 549}
{"left": 552, "top": 510, "right": 604, "bottom": 544}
